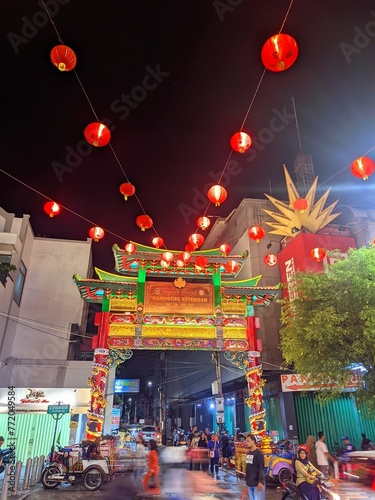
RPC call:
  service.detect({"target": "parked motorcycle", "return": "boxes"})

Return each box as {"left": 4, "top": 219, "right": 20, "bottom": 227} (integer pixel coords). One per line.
{"left": 281, "top": 474, "right": 340, "bottom": 500}
{"left": 42, "top": 446, "right": 111, "bottom": 491}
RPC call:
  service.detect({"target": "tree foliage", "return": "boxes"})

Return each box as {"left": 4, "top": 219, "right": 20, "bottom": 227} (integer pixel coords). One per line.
{"left": 280, "top": 245, "right": 375, "bottom": 410}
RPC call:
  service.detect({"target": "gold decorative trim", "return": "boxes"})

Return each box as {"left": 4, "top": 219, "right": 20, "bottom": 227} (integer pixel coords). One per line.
{"left": 223, "top": 327, "right": 247, "bottom": 338}
{"left": 109, "top": 325, "right": 136, "bottom": 336}
{"left": 142, "top": 325, "right": 216, "bottom": 338}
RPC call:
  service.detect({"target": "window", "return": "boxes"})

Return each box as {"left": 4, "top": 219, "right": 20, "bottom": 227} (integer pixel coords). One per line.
{"left": 13, "top": 260, "right": 26, "bottom": 306}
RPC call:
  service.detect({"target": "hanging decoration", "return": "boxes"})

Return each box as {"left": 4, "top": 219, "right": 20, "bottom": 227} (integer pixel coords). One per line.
{"left": 176, "top": 259, "right": 185, "bottom": 268}
{"left": 160, "top": 259, "right": 170, "bottom": 268}
{"left": 264, "top": 254, "right": 278, "bottom": 267}
{"left": 125, "top": 243, "right": 136, "bottom": 254}
{"left": 219, "top": 243, "right": 231, "bottom": 256}
{"left": 179, "top": 252, "right": 192, "bottom": 263}
{"left": 230, "top": 132, "right": 251, "bottom": 153}
{"left": 50, "top": 45, "right": 77, "bottom": 71}
{"left": 189, "top": 233, "right": 204, "bottom": 249}
{"left": 84, "top": 122, "right": 111, "bottom": 147}
{"left": 207, "top": 185, "right": 227, "bottom": 206}
{"left": 136, "top": 215, "right": 153, "bottom": 231}
{"left": 43, "top": 201, "right": 61, "bottom": 217}
{"left": 197, "top": 216, "right": 211, "bottom": 230}
{"left": 350, "top": 156, "right": 375, "bottom": 180}
{"left": 225, "top": 260, "right": 239, "bottom": 273}
{"left": 185, "top": 243, "right": 195, "bottom": 253}
{"left": 293, "top": 198, "right": 308, "bottom": 213}
{"left": 119, "top": 182, "right": 136, "bottom": 200}
{"left": 89, "top": 226, "right": 105, "bottom": 242}
{"left": 248, "top": 226, "right": 266, "bottom": 243}
{"left": 261, "top": 34, "right": 298, "bottom": 72}
{"left": 162, "top": 252, "right": 174, "bottom": 263}
{"left": 195, "top": 256, "right": 208, "bottom": 268}
{"left": 309, "top": 247, "right": 326, "bottom": 262}
{"left": 152, "top": 237, "right": 164, "bottom": 248}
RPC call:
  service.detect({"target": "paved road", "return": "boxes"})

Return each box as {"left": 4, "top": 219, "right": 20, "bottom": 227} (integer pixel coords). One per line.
{"left": 18, "top": 468, "right": 375, "bottom": 500}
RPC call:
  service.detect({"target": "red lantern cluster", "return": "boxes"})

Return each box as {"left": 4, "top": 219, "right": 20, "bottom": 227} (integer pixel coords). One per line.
{"left": 293, "top": 198, "right": 308, "bottom": 213}
{"left": 84, "top": 122, "right": 111, "bottom": 147}
{"left": 197, "top": 216, "right": 210, "bottom": 230}
{"left": 261, "top": 33, "right": 298, "bottom": 72}
{"left": 230, "top": 132, "right": 251, "bottom": 153}
{"left": 89, "top": 226, "right": 105, "bottom": 242}
{"left": 207, "top": 185, "right": 227, "bottom": 206}
{"left": 119, "top": 182, "right": 136, "bottom": 200}
{"left": 310, "top": 247, "right": 326, "bottom": 262}
{"left": 248, "top": 226, "right": 266, "bottom": 243}
{"left": 136, "top": 215, "right": 153, "bottom": 231}
{"left": 152, "top": 237, "right": 164, "bottom": 248}
{"left": 351, "top": 156, "right": 375, "bottom": 180}
{"left": 44, "top": 201, "right": 61, "bottom": 217}
{"left": 50, "top": 45, "right": 77, "bottom": 71}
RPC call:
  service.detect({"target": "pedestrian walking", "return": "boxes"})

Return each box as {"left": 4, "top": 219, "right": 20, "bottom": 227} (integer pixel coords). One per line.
{"left": 305, "top": 435, "right": 318, "bottom": 468}
{"left": 143, "top": 439, "right": 160, "bottom": 492}
{"left": 315, "top": 431, "right": 338, "bottom": 477}
{"left": 207, "top": 433, "right": 220, "bottom": 479}
{"left": 245, "top": 434, "right": 265, "bottom": 500}
{"left": 131, "top": 435, "right": 147, "bottom": 494}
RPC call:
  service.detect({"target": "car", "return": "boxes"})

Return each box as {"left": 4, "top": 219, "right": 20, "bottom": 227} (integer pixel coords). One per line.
{"left": 141, "top": 426, "right": 161, "bottom": 443}
{"left": 338, "top": 450, "right": 375, "bottom": 485}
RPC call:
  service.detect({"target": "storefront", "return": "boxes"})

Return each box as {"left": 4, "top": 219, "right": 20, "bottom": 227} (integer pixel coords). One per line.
{"left": 0, "top": 388, "right": 90, "bottom": 463}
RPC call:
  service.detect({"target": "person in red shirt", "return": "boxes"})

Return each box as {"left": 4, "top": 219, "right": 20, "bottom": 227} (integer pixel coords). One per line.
{"left": 143, "top": 439, "right": 160, "bottom": 491}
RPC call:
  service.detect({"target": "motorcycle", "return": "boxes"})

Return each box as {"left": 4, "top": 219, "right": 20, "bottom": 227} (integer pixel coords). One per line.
{"left": 41, "top": 446, "right": 111, "bottom": 491}
{"left": 0, "top": 448, "right": 12, "bottom": 473}
{"left": 281, "top": 474, "right": 340, "bottom": 500}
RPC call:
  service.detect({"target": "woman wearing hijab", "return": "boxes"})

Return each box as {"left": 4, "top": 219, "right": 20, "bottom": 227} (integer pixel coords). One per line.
{"left": 295, "top": 444, "right": 321, "bottom": 500}
{"left": 305, "top": 435, "right": 318, "bottom": 468}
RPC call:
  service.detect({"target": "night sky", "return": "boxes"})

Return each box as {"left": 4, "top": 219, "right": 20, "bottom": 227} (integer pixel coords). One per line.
{"left": 2, "top": 0, "right": 375, "bottom": 273}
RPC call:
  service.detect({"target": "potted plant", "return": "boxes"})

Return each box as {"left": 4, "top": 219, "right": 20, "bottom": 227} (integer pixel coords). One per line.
{"left": 0, "top": 263, "right": 16, "bottom": 286}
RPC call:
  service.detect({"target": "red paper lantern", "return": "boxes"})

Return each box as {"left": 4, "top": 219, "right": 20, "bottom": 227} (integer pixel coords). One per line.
{"left": 89, "top": 226, "right": 105, "bottom": 242}
{"left": 179, "top": 252, "right": 192, "bottom": 263}
{"left": 264, "top": 253, "right": 278, "bottom": 267}
{"left": 160, "top": 259, "right": 170, "bottom": 268}
{"left": 50, "top": 45, "right": 77, "bottom": 71}
{"left": 230, "top": 132, "right": 251, "bottom": 153}
{"left": 248, "top": 226, "right": 266, "bottom": 243}
{"left": 189, "top": 233, "right": 204, "bottom": 249}
{"left": 43, "top": 201, "right": 61, "bottom": 217}
{"left": 152, "top": 237, "right": 164, "bottom": 248}
{"left": 125, "top": 243, "right": 136, "bottom": 254}
{"left": 84, "top": 122, "right": 111, "bottom": 147}
{"left": 176, "top": 259, "right": 185, "bottom": 268}
{"left": 207, "top": 185, "right": 227, "bottom": 206}
{"left": 119, "top": 182, "right": 136, "bottom": 200}
{"left": 293, "top": 198, "right": 308, "bottom": 213}
{"left": 197, "top": 216, "right": 211, "bottom": 230}
{"left": 162, "top": 252, "right": 174, "bottom": 263}
{"left": 261, "top": 34, "right": 298, "bottom": 72}
{"left": 310, "top": 247, "right": 326, "bottom": 262}
{"left": 136, "top": 215, "right": 153, "bottom": 231}
{"left": 219, "top": 243, "right": 231, "bottom": 256}
{"left": 185, "top": 243, "right": 195, "bottom": 252}
{"left": 225, "top": 260, "right": 239, "bottom": 273}
{"left": 351, "top": 156, "right": 375, "bottom": 180}
{"left": 195, "top": 256, "right": 208, "bottom": 268}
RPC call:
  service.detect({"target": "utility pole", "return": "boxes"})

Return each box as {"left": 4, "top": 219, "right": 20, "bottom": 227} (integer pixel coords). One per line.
{"left": 213, "top": 351, "right": 224, "bottom": 432}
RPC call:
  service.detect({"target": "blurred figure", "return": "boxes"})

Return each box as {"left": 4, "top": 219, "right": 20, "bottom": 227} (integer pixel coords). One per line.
{"left": 219, "top": 430, "right": 230, "bottom": 468}
{"left": 316, "top": 431, "right": 338, "bottom": 477}
{"left": 197, "top": 431, "right": 209, "bottom": 472}
{"left": 342, "top": 436, "right": 356, "bottom": 453}
{"left": 305, "top": 435, "right": 318, "bottom": 468}
{"left": 131, "top": 435, "right": 147, "bottom": 494}
{"left": 143, "top": 439, "right": 160, "bottom": 492}
{"left": 207, "top": 433, "right": 220, "bottom": 479}
{"left": 361, "top": 432, "right": 374, "bottom": 451}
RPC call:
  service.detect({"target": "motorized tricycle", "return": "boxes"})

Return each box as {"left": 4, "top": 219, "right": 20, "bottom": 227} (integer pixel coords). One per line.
{"left": 41, "top": 445, "right": 111, "bottom": 491}
{"left": 265, "top": 439, "right": 295, "bottom": 484}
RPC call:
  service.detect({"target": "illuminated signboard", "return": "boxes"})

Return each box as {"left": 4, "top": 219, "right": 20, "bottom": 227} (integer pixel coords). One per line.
{"left": 114, "top": 379, "right": 140, "bottom": 393}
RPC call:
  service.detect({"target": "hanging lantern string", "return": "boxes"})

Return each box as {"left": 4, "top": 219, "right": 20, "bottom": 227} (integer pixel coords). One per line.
{"left": 0, "top": 169, "right": 130, "bottom": 244}
{"left": 194, "top": 0, "right": 295, "bottom": 232}
{"left": 278, "top": 0, "right": 295, "bottom": 34}
{"left": 319, "top": 145, "right": 375, "bottom": 187}
{"left": 40, "top": 1, "right": 165, "bottom": 245}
